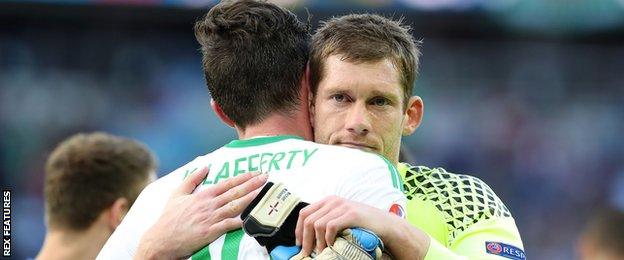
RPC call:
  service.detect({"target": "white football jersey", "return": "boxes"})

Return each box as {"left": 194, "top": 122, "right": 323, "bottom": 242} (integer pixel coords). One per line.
{"left": 98, "top": 135, "right": 405, "bottom": 260}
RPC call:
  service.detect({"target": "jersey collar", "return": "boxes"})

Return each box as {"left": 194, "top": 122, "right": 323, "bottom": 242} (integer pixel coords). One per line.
{"left": 225, "top": 135, "right": 304, "bottom": 148}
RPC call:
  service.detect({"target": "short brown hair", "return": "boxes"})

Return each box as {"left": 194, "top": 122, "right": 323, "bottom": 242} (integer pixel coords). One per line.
{"left": 195, "top": 0, "right": 310, "bottom": 128}
{"left": 581, "top": 209, "right": 624, "bottom": 254}
{"left": 44, "top": 132, "right": 157, "bottom": 231}
{"left": 310, "top": 14, "right": 421, "bottom": 107}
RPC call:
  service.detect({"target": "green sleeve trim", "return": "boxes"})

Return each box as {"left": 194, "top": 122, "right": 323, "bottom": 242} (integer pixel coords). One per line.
{"left": 376, "top": 155, "right": 404, "bottom": 192}
{"left": 191, "top": 229, "right": 245, "bottom": 260}
{"left": 221, "top": 229, "right": 244, "bottom": 259}
{"left": 397, "top": 162, "right": 410, "bottom": 179}
{"left": 192, "top": 244, "right": 212, "bottom": 260}
{"left": 224, "top": 135, "right": 304, "bottom": 148}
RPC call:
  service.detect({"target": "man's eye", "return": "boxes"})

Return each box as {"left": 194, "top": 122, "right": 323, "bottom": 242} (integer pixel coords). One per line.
{"left": 371, "top": 97, "right": 390, "bottom": 106}
{"left": 331, "top": 94, "right": 347, "bottom": 103}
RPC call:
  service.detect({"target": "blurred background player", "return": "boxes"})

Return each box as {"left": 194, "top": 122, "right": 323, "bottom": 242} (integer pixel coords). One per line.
{"left": 577, "top": 208, "right": 624, "bottom": 260}
{"left": 36, "top": 132, "right": 157, "bottom": 260}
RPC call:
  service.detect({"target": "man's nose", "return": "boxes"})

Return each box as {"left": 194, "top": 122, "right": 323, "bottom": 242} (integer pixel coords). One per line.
{"left": 345, "top": 103, "right": 371, "bottom": 136}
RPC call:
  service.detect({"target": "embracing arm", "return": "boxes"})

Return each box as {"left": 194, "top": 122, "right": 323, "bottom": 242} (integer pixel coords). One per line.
{"left": 135, "top": 168, "right": 268, "bottom": 260}
{"left": 294, "top": 197, "right": 430, "bottom": 260}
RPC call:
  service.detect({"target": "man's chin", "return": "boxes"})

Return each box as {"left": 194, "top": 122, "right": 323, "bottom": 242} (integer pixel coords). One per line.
{"left": 337, "top": 143, "right": 377, "bottom": 153}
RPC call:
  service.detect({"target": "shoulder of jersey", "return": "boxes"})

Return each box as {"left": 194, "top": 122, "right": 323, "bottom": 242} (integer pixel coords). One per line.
{"left": 143, "top": 155, "right": 210, "bottom": 192}
{"left": 400, "top": 163, "right": 513, "bottom": 241}
{"left": 226, "top": 137, "right": 382, "bottom": 161}
{"left": 300, "top": 140, "right": 387, "bottom": 162}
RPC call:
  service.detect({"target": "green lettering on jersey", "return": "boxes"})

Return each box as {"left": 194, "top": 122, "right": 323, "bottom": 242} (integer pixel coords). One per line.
{"left": 233, "top": 157, "right": 246, "bottom": 176}
{"left": 201, "top": 164, "right": 213, "bottom": 185}
{"left": 259, "top": 153, "right": 273, "bottom": 172}
{"left": 198, "top": 147, "right": 321, "bottom": 187}
{"left": 214, "top": 162, "right": 230, "bottom": 184}
{"left": 183, "top": 167, "right": 198, "bottom": 180}
{"left": 303, "top": 148, "right": 318, "bottom": 166}
{"left": 268, "top": 152, "right": 286, "bottom": 171}
{"left": 286, "top": 150, "right": 302, "bottom": 169}
{"left": 248, "top": 154, "right": 259, "bottom": 172}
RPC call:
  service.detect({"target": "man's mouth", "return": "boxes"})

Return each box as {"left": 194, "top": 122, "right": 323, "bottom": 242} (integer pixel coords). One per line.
{"left": 336, "top": 142, "right": 376, "bottom": 151}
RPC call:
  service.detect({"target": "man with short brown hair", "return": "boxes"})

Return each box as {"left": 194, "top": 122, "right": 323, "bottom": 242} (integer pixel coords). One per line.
{"left": 578, "top": 209, "right": 624, "bottom": 260}
{"left": 37, "top": 132, "right": 157, "bottom": 260}
{"left": 298, "top": 13, "right": 524, "bottom": 259}
{"left": 310, "top": 14, "right": 420, "bottom": 111}
{"left": 309, "top": 14, "right": 423, "bottom": 168}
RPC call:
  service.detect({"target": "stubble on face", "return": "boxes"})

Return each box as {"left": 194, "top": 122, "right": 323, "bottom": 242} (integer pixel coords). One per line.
{"left": 311, "top": 55, "right": 406, "bottom": 164}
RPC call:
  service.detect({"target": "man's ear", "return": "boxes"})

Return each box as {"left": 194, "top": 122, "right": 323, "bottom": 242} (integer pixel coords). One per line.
{"left": 107, "top": 197, "right": 129, "bottom": 231}
{"left": 402, "top": 96, "right": 423, "bottom": 136}
{"left": 305, "top": 63, "right": 315, "bottom": 127}
{"left": 211, "top": 99, "right": 235, "bottom": 128}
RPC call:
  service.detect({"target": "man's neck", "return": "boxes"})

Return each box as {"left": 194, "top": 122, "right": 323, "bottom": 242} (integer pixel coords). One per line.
{"left": 237, "top": 112, "right": 313, "bottom": 141}
{"left": 37, "top": 226, "right": 110, "bottom": 260}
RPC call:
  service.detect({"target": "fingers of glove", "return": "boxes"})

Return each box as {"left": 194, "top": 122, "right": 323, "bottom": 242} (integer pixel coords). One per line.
{"left": 210, "top": 173, "right": 267, "bottom": 206}
{"left": 174, "top": 167, "right": 209, "bottom": 196}
{"left": 203, "top": 171, "right": 262, "bottom": 198}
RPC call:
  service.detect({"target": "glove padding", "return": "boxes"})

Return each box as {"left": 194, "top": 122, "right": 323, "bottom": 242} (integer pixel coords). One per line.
{"left": 271, "top": 228, "right": 389, "bottom": 260}
{"left": 322, "top": 228, "right": 385, "bottom": 260}
{"left": 241, "top": 182, "right": 307, "bottom": 251}
{"left": 241, "top": 182, "right": 391, "bottom": 260}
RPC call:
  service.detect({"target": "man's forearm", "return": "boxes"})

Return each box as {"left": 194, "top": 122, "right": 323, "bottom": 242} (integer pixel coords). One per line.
{"left": 134, "top": 236, "right": 175, "bottom": 260}
{"left": 381, "top": 217, "right": 430, "bottom": 260}
{"left": 131, "top": 170, "right": 266, "bottom": 260}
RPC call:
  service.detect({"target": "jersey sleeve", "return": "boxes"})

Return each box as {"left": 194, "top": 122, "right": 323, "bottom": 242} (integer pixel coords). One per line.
{"left": 424, "top": 217, "right": 525, "bottom": 260}
{"left": 450, "top": 216, "right": 524, "bottom": 259}
{"left": 401, "top": 165, "right": 525, "bottom": 260}
{"left": 334, "top": 153, "right": 407, "bottom": 215}
{"left": 97, "top": 182, "right": 167, "bottom": 259}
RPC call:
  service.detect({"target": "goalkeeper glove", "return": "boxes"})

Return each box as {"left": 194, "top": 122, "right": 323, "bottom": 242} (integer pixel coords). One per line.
{"left": 240, "top": 182, "right": 389, "bottom": 260}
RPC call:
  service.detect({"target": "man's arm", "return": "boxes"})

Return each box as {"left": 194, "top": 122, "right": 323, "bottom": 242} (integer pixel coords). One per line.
{"left": 134, "top": 168, "right": 268, "bottom": 260}
{"left": 429, "top": 216, "right": 524, "bottom": 260}
{"left": 401, "top": 166, "right": 525, "bottom": 260}
{"left": 294, "top": 197, "right": 519, "bottom": 260}
{"left": 295, "top": 200, "right": 524, "bottom": 260}
{"left": 293, "top": 153, "right": 410, "bottom": 257}
{"left": 295, "top": 196, "right": 430, "bottom": 259}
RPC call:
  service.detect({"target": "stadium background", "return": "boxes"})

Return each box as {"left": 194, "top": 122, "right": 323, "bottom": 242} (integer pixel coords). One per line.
{"left": 1, "top": 0, "right": 623, "bottom": 259}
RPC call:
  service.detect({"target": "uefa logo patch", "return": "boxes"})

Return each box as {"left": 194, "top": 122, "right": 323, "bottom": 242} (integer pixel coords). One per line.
{"left": 485, "top": 241, "right": 526, "bottom": 260}
{"left": 388, "top": 204, "right": 405, "bottom": 218}
{"left": 486, "top": 242, "right": 503, "bottom": 254}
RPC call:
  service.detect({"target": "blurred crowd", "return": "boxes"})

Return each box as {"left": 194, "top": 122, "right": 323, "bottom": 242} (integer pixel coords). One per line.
{"left": 1, "top": 2, "right": 623, "bottom": 259}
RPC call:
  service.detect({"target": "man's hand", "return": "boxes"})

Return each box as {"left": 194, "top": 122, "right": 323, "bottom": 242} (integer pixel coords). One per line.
{"left": 135, "top": 168, "right": 268, "bottom": 260}
{"left": 294, "top": 196, "right": 430, "bottom": 260}
{"left": 294, "top": 196, "right": 391, "bottom": 256}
